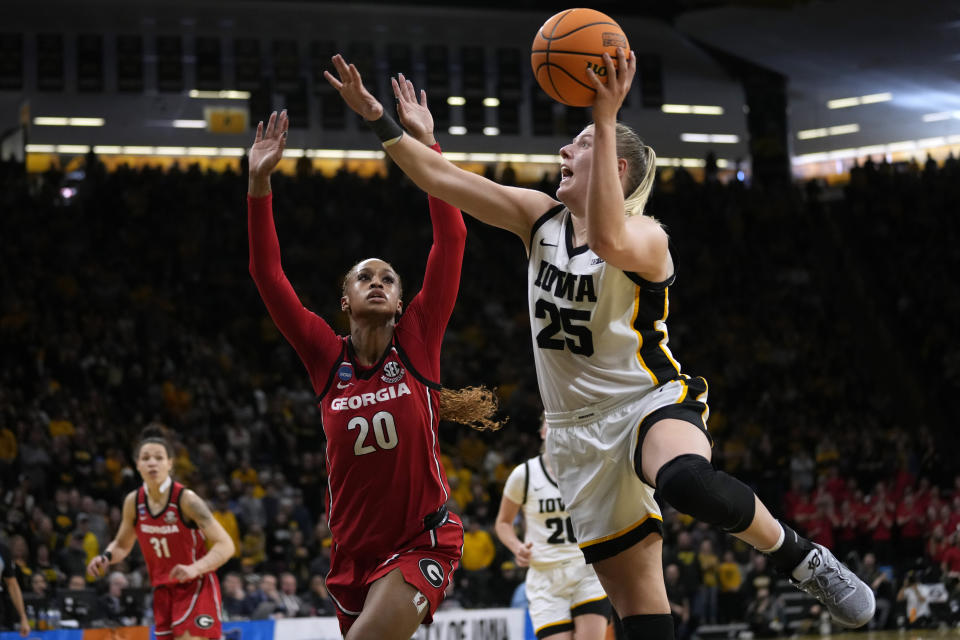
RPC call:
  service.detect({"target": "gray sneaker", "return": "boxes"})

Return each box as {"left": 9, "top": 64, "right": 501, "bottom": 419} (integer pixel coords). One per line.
{"left": 791, "top": 544, "right": 876, "bottom": 628}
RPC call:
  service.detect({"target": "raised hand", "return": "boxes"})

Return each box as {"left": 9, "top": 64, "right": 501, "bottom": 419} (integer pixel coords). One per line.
{"left": 324, "top": 54, "right": 384, "bottom": 121}
{"left": 392, "top": 73, "right": 436, "bottom": 146}
{"left": 249, "top": 110, "right": 289, "bottom": 180}
{"left": 587, "top": 47, "right": 636, "bottom": 122}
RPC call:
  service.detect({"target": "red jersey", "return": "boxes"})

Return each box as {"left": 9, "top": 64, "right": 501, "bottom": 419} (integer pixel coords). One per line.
{"left": 134, "top": 482, "right": 208, "bottom": 586}
{"left": 248, "top": 177, "right": 466, "bottom": 557}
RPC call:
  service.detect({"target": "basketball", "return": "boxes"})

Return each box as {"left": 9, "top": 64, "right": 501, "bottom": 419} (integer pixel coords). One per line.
{"left": 531, "top": 8, "right": 630, "bottom": 107}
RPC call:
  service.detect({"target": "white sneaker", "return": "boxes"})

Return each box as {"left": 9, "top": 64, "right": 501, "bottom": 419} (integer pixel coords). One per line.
{"left": 791, "top": 544, "right": 876, "bottom": 628}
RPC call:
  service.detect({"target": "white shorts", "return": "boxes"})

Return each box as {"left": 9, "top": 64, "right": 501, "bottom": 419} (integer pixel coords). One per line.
{"left": 526, "top": 560, "right": 610, "bottom": 639}
{"left": 546, "top": 376, "right": 709, "bottom": 563}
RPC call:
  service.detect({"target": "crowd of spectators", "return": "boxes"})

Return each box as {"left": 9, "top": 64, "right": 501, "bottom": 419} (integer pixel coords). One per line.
{"left": 1, "top": 147, "right": 959, "bottom": 634}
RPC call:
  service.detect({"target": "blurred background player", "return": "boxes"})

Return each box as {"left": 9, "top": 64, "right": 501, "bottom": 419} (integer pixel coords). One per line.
{"left": 87, "top": 425, "right": 235, "bottom": 640}
{"left": 496, "top": 414, "right": 610, "bottom": 640}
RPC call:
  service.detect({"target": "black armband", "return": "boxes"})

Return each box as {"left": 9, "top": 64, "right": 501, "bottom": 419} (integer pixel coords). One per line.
{"left": 366, "top": 113, "right": 404, "bottom": 147}
{"left": 103, "top": 549, "right": 113, "bottom": 562}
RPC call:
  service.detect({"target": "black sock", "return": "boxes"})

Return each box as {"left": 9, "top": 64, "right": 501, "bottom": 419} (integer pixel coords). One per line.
{"left": 620, "top": 613, "right": 675, "bottom": 640}
{"left": 767, "top": 521, "right": 815, "bottom": 574}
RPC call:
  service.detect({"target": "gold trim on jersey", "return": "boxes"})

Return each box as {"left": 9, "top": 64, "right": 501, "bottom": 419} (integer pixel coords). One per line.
{"left": 630, "top": 377, "right": 689, "bottom": 460}
{"left": 631, "top": 287, "right": 658, "bottom": 384}
{"left": 631, "top": 285, "right": 681, "bottom": 387}
{"left": 578, "top": 513, "right": 663, "bottom": 549}
{"left": 535, "top": 620, "right": 573, "bottom": 634}
{"left": 658, "top": 287, "right": 682, "bottom": 372}
{"left": 572, "top": 595, "right": 609, "bottom": 608}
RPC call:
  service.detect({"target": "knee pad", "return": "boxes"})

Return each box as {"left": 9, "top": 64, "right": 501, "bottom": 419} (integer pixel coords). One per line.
{"left": 620, "top": 614, "right": 675, "bottom": 640}
{"left": 655, "top": 454, "right": 755, "bottom": 533}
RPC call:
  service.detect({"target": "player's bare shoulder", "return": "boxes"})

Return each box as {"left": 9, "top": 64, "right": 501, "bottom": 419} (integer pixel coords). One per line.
{"left": 180, "top": 488, "right": 215, "bottom": 527}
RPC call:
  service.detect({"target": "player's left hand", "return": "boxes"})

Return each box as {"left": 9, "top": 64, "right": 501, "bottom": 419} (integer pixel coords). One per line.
{"left": 392, "top": 73, "right": 436, "bottom": 146}
{"left": 17, "top": 615, "right": 29, "bottom": 637}
{"left": 169, "top": 564, "right": 200, "bottom": 582}
{"left": 587, "top": 47, "right": 636, "bottom": 122}
{"left": 325, "top": 54, "right": 384, "bottom": 121}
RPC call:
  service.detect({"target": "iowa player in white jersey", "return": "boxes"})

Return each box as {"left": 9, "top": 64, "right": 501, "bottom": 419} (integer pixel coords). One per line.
{"left": 326, "top": 48, "right": 875, "bottom": 639}
{"left": 495, "top": 417, "right": 610, "bottom": 640}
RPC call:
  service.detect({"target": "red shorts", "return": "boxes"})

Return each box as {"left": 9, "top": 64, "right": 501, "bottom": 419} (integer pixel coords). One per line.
{"left": 326, "top": 512, "right": 462, "bottom": 635}
{"left": 153, "top": 573, "right": 223, "bottom": 639}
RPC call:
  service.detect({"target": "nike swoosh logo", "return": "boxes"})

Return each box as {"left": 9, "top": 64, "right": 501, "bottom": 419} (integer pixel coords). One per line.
{"left": 336, "top": 381, "right": 352, "bottom": 389}
{"left": 539, "top": 239, "right": 557, "bottom": 247}
{"left": 533, "top": 485, "right": 545, "bottom": 491}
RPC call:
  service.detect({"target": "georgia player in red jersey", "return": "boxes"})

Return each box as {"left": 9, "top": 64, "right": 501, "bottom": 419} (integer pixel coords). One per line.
{"left": 86, "top": 426, "right": 235, "bottom": 640}
{"left": 248, "top": 104, "right": 499, "bottom": 639}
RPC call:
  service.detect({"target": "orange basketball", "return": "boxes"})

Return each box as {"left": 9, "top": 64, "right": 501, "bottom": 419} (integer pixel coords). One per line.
{"left": 531, "top": 8, "right": 630, "bottom": 107}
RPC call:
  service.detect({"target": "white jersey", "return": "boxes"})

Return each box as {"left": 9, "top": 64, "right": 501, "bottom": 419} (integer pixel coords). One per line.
{"left": 527, "top": 205, "right": 681, "bottom": 415}
{"left": 502, "top": 455, "right": 584, "bottom": 567}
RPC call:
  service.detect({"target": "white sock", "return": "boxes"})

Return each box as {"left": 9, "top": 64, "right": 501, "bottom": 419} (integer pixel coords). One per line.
{"left": 791, "top": 548, "right": 821, "bottom": 582}
{"left": 757, "top": 523, "right": 786, "bottom": 554}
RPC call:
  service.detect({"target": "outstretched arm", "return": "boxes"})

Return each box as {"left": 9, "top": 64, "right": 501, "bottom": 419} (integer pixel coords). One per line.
{"left": 324, "top": 55, "right": 556, "bottom": 250}
{"left": 390, "top": 75, "right": 466, "bottom": 346}
{"left": 87, "top": 492, "right": 139, "bottom": 579}
{"left": 169, "top": 490, "right": 236, "bottom": 582}
{"left": 247, "top": 111, "right": 338, "bottom": 379}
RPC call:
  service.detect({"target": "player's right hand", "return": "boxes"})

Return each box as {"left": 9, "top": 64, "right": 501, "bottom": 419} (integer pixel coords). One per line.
{"left": 86, "top": 553, "right": 110, "bottom": 578}
{"left": 249, "top": 110, "right": 289, "bottom": 179}
{"left": 515, "top": 542, "right": 533, "bottom": 568}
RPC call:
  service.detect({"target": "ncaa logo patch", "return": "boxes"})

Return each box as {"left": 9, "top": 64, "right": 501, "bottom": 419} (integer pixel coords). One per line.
{"left": 419, "top": 558, "right": 445, "bottom": 589}
{"left": 381, "top": 361, "right": 405, "bottom": 384}
{"left": 337, "top": 363, "right": 354, "bottom": 382}
{"left": 194, "top": 614, "right": 215, "bottom": 629}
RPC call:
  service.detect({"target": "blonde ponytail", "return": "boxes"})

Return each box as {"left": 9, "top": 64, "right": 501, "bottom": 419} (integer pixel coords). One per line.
{"left": 624, "top": 145, "right": 657, "bottom": 217}
{"left": 614, "top": 122, "right": 657, "bottom": 218}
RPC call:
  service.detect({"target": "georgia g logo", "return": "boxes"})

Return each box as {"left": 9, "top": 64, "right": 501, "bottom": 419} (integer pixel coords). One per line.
{"left": 194, "top": 614, "right": 215, "bottom": 629}
{"left": 419, "top": 558, "right": 445, "bottom": 589}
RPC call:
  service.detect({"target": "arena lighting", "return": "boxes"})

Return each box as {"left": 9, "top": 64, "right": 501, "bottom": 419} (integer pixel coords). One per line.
{"left": 34, "top": 117, "right": 105, "bottom": 126}
{"left": 791, "top": 134, "right": 960, "bottom": 165}
{"left": 797, "top": 124, "right": 860, "bottom": 140}
{"left": 827, "top": 92, "right": 892, "bottom": 109}
{"left": 56, "top": 145, "right": 90, "bottom": 154}
{"left": 661, "top": 104, "right": 724, "bottom": 115}
{"left": 448, "top": 126, "right": 467, "bottom": 135}
{"left": 446, "top": 96, "right": 466, "bottom": 106}
{"left": 24, "top": 145, "right": 619, "bottom": 166}
{"left": 482, "top": 126, "right": 500, "bottom": 136}
{"left": 483, "top": 98, "right": 500, "bottom": 107}
{"left": 188, "top": 89, "right": 250, "bottom": 99}
{"left": 922, "top": 111, "right": 960, "bottom": 122}
{"left": 172, "top": 120, "right": 207, "bottom": 128}
{"left": 655, "top": 157, "right": 731, "bottom": 169}
{"left": 681, "top": 133, "right": 739, "bottom": 143}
